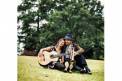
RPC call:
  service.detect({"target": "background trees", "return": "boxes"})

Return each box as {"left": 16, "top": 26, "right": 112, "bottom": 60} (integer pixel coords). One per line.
{"left": 17, "top": 0, "right": 104, "bottom": 59}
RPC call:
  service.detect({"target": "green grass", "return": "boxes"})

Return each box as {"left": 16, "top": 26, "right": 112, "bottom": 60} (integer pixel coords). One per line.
{"left": 18, "top": 56, "right": 104, "bottom": 81}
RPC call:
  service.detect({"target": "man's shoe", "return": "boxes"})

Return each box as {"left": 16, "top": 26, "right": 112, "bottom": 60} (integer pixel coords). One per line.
{"left": 85, "top": 66, "right": 92, "bottom": 74}
{"left": 87, "top": 71, "right": 92, "bottom": 74}
{"left": 80, "top": 68, "right": 86, "bottom": 73}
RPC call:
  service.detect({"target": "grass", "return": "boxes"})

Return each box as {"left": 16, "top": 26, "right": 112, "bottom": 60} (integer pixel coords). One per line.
{"left": 18, "top": 56, "right": 104, "bottom": 81}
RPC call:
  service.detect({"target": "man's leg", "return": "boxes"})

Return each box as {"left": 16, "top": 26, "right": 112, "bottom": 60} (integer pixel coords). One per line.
{"left": 74, "top": 65, "right": 86, "bottom": 73}
{"left": 75, "top": 54, "right": 92, "bottom": 74}
{"left": 75, "top": 55, "right": 87, "bottom": 66}
{"left": 80, "top": 55, "right": 92, "bottom": 74}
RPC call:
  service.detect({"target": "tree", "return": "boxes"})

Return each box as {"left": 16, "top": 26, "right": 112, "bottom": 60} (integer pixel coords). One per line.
{"left": 17, "top": 0, "right": 104, "bottom": 59}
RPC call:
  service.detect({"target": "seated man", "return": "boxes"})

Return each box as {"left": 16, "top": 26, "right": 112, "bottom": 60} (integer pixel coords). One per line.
{"left": 62, "top": 33, "right": 92, "bottom": 74}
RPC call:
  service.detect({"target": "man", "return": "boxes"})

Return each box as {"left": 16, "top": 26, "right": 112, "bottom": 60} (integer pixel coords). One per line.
{"left": 63, "top": 33, "right": 92, "bottom": 74}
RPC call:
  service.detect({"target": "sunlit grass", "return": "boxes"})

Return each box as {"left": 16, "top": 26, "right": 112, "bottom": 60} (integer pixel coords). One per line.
{"left": 18, "top": 56, "right": 104, "bottom": 81}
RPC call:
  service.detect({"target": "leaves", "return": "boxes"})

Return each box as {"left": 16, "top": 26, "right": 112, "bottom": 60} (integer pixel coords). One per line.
{"left": 17, "top": 0, "right": 104, "bottom": 59}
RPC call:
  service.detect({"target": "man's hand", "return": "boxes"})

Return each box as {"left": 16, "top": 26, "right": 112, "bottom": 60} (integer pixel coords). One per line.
{"left": 74, "top": 52, "right": 79, "bottom": 56}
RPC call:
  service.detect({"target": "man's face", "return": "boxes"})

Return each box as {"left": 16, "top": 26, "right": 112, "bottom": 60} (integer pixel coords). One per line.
{"left": 65, "top": 39, "right": 72, "bottom": 45}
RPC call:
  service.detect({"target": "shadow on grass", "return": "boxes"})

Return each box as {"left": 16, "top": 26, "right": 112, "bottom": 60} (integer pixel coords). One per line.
{"left": 38, "top": 62, "right": 92, "bottom": 75}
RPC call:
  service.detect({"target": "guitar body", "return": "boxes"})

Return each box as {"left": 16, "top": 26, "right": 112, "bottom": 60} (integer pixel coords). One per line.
{"left": 38, "top": 51, "right": 59, "bottom": 65}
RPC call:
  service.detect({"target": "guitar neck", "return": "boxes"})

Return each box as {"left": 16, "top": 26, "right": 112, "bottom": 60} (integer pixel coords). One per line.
{"left": 51, "top": 53, "right": 64, "bottom": 58}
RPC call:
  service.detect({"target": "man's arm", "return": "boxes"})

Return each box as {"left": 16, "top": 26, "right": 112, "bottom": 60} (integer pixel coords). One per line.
{"left": 74, "top": 45, "right": 84, "bottom": 56}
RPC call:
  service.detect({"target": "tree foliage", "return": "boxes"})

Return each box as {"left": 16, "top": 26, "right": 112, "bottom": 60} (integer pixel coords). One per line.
{"left": 17, "top": 0, "right": 104, "bottom": 59}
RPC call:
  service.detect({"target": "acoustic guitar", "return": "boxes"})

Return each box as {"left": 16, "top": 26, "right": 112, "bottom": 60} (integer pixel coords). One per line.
{"left": 38, "top": 51, "right": 59, "bottom": 65}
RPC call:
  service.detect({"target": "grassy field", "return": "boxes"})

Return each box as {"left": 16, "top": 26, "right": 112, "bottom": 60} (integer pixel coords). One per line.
{"left": 18, "top": 56, "right": 104, "bottom": 81}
